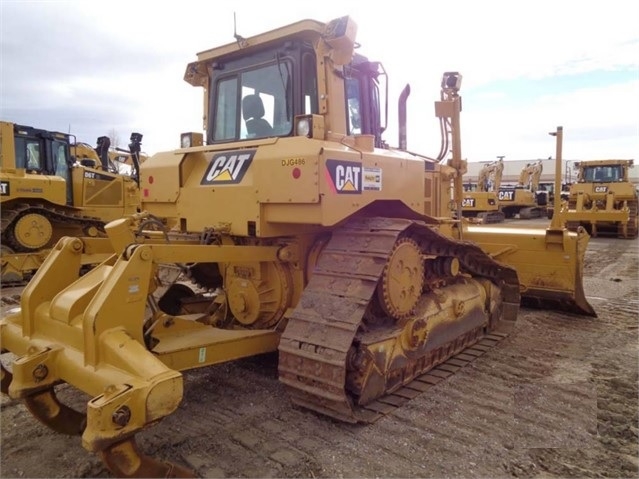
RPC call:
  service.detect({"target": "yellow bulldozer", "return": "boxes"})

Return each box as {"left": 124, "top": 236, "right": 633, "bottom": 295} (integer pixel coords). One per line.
{"left": 0, "top": 121, "right": 140, "bottom": 283}
{"left": 0, "top": 16, "right": 595, "bottom": 477}
{"left": 554, "top": 158, "right": 637, "bottom": 238}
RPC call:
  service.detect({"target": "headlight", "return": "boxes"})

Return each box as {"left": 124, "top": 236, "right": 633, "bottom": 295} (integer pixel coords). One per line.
{"left": 296, "top": 118, "right": 311, "bottom": 137}
{"left": 180, "top": 132, "right": 203, "bottom": 148}
{"left": 441, "top": 72, "right": 462, "bottom": 91}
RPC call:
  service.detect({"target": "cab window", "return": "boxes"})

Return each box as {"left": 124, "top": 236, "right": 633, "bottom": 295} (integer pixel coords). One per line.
{"left": 584, "top": 166, "right": 622, "bottom": 182}
{"left": 346, "top": 78, "right": 362, "bottom": 135}
{"left": 53, "top": 140, "right": 69, "bottom": 180}
{"left": 212, "top": 60, "right": 293, "bottom": 142}
{"left": 14, "top": 137, "right": 43, "bottom": 170}
{"left": 302, "top": 52, "right": 318, "bottom": 114}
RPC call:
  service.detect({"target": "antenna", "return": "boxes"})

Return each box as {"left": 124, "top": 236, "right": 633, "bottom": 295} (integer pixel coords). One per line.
{"left": 233, "top": 12, "right": 248, "bottom": 48}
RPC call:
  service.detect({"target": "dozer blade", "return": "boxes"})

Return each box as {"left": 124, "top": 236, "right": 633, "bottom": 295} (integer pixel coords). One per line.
{"left": 464, "top": 224, "right": 596, "bottom": 317}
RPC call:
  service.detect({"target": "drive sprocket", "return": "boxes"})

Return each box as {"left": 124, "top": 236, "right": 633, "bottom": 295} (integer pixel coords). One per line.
{"left": 375, "top": 236, "right": 424, "bottom": 321}
{"left": 12, "top": 213, "right": 53, "bottom": 250}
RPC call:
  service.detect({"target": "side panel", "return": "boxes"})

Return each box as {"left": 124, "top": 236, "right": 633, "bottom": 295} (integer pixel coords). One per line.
{"left": 461, "top": 192, "right": 499, "bottom": 213}
{"left": 70, "top": 167, "right": 139, "bottom": 219}
{"left": 318, "top": 146, "right": 425, "bottom": 226}
{"left": 0, "top": 172, "right": 67, "bottom": 206}
{"left": 147, "top": 138, "right": 435, "bottom": 237}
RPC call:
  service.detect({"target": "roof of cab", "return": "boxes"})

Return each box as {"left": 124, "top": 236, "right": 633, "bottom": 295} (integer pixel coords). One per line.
{"left": 184, "top": 19, "right": 327, "bottom": 87}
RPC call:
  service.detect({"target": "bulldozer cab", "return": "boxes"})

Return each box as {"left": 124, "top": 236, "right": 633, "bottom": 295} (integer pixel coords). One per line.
{"left": 1, "top": 122, "right": 74, "bottom": 204}
{"left": 185, "top": 17, "right": 386, "bottom": 147}
{"left": 578, "top": 161, "right": 628, "bottom": 183}
{"left": 7, "top": 123, "right": 72, "bottom": 176}
{"left": 573, "top": 159, "right": 633, "bottom": 183}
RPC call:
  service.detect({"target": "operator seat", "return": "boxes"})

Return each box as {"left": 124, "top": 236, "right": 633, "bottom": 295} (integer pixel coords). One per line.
{"left": 242, "top": 94, "right": 273, "bottom": 138}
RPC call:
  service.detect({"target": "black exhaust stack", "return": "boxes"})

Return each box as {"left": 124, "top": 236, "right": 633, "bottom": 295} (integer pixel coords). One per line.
{"left": 95, "top": 136, "right": 110, "bottom": 171}
{"left": 398, "top": 84, "right": 410, "bottom": 150}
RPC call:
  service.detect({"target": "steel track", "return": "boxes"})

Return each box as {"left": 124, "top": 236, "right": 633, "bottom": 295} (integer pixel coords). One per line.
{"left": 278, "top": 216, "right": 518, "bottom": 423}
{"left": 1, "top": 202, "right": 105, "bottom": 252}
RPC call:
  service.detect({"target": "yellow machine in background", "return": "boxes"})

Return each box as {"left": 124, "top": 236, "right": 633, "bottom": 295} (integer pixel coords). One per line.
{"left": 97, "top": 133, "right": 149, "bottom": 180}
{"left": 71, "top": 141, "right": 103, "bottom": 166}
{"left": 107, "top": 147, "right": 148, "bottom": 174}
{"left": 0, "top": 17, "right": 595, "bottom": 477}
{"left": 463, "top": 159, "right": 548, "bottom": 221}
{"left": 556, "top": 158, "right": 637, "bottom": 238}
{"left": 462, "top": 158, "right": 504, "bottom": 223}
{"left": 0, "top": 121, "right": 140, "bottom": 282}
{"left": 498, "top": 159, "right": 547, "bottom": 219}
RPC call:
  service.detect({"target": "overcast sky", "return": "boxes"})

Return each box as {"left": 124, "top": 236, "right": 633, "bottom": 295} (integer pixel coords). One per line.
{"left": 1, "top": 0, "right": 637, "bottom": 162}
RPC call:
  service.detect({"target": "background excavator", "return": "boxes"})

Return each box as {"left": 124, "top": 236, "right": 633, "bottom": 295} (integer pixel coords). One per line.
{"left": 461, "top": 157, "right": 505, "bottom": 223}
{"left": 0, "top": 16, "right": 594, "bottom": 478}
{"left": 498, "top": 159, "right": 548, "bottom": 219}
{"left": 462, "top": 158, "right": 548, "bottom": 221}
{"left": 0, "top": 121, "right": 140, "bottom": 283}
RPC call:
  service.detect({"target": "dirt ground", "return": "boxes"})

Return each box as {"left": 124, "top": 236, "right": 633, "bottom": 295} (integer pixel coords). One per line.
{"left": 1, "top": 220, "right": 637, "bottom": 479}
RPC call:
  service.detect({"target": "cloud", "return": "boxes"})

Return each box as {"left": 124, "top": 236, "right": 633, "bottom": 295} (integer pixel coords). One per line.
{"left": 1, "top": 0, "right": 637, "bottom": 160}
{"left": 457, "top": 79, "right": 639, "bottom": 160}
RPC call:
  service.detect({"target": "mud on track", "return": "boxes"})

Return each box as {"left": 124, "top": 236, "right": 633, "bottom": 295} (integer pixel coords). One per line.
{"left": 1, "top": 223, "right": 637, "bottom": 478}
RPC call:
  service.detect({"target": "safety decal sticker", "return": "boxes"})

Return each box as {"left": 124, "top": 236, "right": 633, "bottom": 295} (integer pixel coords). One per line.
{"left": 0, "top": 181, "right": 9, "bottom": 196}
{"left": 363, "top": 167, "right": 382, "bottom": 191}
{"left": 325, "top": 159, "right": 362, "bottom": 194}
{"left": 201, "top": 150, "right": 255, "bottom": 185}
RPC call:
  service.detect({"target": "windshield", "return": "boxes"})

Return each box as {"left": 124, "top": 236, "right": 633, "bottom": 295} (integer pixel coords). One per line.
{"left": 582, "top": 165, "right": 623, "bottom": 182}
{"left": 212, "top": 60, "right": 293, "bottom": 142}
